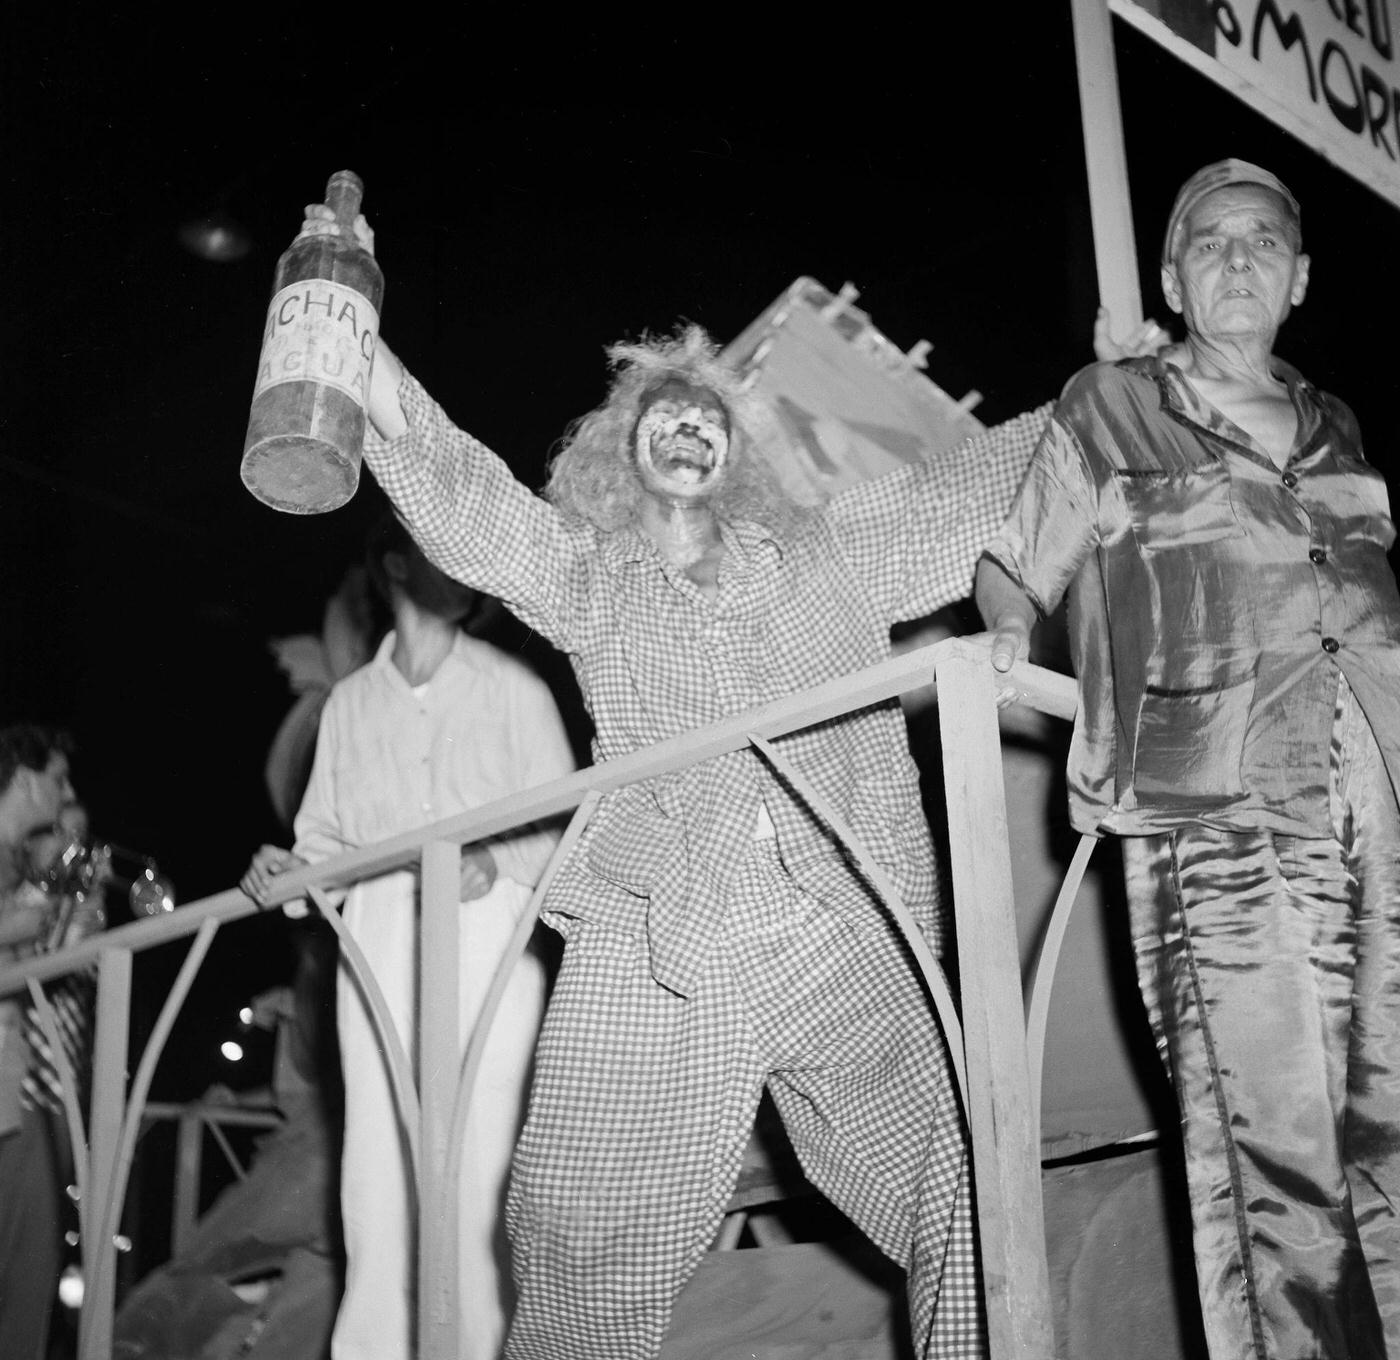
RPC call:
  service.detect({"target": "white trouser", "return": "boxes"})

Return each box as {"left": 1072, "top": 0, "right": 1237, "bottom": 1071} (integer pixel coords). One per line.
{"left": 331, "top": 871, "right": 545, "bottom": 1360}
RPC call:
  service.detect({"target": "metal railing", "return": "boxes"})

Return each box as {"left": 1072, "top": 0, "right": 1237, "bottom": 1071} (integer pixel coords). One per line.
{"left": 0, "top": 636, "right": 1080, "bottom": 1360}
{"left": 141, "top": 1098, "right": 284, "bottom": 1258}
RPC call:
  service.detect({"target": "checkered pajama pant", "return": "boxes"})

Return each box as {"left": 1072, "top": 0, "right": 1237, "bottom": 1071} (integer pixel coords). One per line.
{"left": 504, "top": 839, "right": 981, "bottom": 1359}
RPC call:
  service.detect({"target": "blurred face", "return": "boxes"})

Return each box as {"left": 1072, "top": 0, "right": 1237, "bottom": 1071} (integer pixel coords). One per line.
{"left": 28, "top": 801, "right": 86, "bottom": 877}
{"left": 27, "top": 753, "right": 75, "bottom": 833}
{"left": 1162, "top": 184, "right": 1309, "bottom": 343}
{"left": 390, "top": 547, "right": 480, "bottom": 624}
{"left": 632, "top": 377, "right": 732, "bottom": 505}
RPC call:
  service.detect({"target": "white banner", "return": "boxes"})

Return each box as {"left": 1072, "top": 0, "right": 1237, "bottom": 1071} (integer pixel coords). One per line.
{"left": 1111, "top": 0, "right": 1400, "bottom": 210}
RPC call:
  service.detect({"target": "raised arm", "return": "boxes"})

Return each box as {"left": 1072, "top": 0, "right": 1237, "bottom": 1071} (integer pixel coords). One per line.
{"left": 362, "top": 361, "right": 592, "bottom": 647}
{"left": 824, "top": 402, "right": 1053, "bottom": 624}
{"left": 823, "top": 309, "right": 1166, "bottom": 624}
{"left": 367, "top": 333, "right": 410, "bottom": 442}
{"left": 298, "top": 204, "right": 591, "bottom": 647}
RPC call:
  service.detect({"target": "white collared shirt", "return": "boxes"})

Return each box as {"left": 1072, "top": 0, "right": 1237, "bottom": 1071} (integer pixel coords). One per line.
{"left": 294, "top": 631, "right": 574, "bottom": 891}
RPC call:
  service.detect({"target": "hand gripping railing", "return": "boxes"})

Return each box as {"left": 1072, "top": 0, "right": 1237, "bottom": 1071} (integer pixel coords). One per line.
{"left": 0, "top": 636, "right": 1084, "bottom": 1360}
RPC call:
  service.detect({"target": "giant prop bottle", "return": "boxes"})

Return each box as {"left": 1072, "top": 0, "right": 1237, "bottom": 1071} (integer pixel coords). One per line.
{"left": 241, "top": 170, "right": 383, "bottom": 513}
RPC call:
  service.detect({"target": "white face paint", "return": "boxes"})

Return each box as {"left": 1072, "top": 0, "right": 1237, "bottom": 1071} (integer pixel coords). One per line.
{"left": 632, "top": 377, "right": 732, "bottom": 505}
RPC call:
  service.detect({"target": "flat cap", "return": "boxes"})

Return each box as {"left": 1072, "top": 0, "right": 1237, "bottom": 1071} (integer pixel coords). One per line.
{"left": 1162, "top": 158, "right": 1300, "bottom": 264}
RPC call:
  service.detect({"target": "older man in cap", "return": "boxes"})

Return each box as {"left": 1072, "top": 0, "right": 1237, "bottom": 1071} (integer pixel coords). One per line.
{"left": 977, "top": 159, "right": 1400, "bottom": 1358}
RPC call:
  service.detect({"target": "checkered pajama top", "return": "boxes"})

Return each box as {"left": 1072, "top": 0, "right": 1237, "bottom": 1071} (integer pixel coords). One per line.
{"left": 365, "top": 372, "right": 1048, "bottom": 995}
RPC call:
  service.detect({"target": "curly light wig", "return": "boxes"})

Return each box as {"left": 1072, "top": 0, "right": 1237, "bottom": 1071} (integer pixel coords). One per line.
{"left": 544, "top": 325, "right": 805, "bottom": 536}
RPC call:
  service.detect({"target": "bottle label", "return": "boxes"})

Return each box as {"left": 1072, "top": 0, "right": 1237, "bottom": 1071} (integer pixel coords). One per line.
{"left": 252, "top": 280, "right": 380, "bottom": 406}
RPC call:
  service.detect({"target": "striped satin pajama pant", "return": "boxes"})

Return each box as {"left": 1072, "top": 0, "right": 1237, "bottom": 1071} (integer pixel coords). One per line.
{"left": 1123, "top": 680, "right": 1400, "bottom": 1360}
{"left": 504, "top": 839, "right": 980, "bottom": 1360}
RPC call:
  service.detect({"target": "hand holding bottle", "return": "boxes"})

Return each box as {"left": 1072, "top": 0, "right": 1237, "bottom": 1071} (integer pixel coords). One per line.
{"left": 294, "top": 199, "right": 408, "bottom": 441}
{"left": 299, "top": 201, "right": 376, "bottom": 256}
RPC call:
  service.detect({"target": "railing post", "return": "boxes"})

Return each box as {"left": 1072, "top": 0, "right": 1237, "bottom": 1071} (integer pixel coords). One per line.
{"left": 172, "top": 1109, "right": 204, "bottom": 1256}
{"left": 79, "top": 945, "right": 132, "bottom": 1360}
{"left": 418, "top": 839, "right": 462, "bottom": 1360}
{"left": 935, "top": 647, "right": 1055, "bottom": 1358}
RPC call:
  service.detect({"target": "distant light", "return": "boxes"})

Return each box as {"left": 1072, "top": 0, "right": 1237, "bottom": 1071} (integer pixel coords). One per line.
{"left": 59, "top": 1265, "right": 84, "bottom": 1309}
{"left": 232, "top": 1278, "right": 274, "bottom": 1305}
{"left": 238, "top": 1006, "right": 254, "bottom": 1027}
{"left": 221, "top": 1040, "right": 244, "bottom": 1062}
{"left": 178, "top": 212, "right": 253, "bottom": 263}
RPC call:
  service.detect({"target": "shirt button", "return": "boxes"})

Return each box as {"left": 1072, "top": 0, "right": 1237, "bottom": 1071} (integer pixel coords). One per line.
{"left": 1282, "top": 471, "right": 1299, "bottom": 489}
{"left": 1309, "top": 548, "right": 1327, "bottom": 564}
{"left": 1322, "top": 636, "right": 1340, "bottom": 654}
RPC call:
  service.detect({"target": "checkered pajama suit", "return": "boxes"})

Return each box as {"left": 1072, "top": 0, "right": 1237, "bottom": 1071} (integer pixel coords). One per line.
{"left": 364, "top": 370, "right": 1049, "bottom": 1358}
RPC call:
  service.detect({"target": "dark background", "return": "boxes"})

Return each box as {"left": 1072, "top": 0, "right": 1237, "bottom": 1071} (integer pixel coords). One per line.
{"left": 4, "top": 10, "right": 1397, "bottom": 1106}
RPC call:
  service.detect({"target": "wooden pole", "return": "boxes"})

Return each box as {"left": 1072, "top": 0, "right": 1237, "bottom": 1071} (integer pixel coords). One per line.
{"left": 1070, "top": 0, "right": 1144, "bottom": 330}
{"left": 936, "top": 648, "right": 1054, "bottom": 1359}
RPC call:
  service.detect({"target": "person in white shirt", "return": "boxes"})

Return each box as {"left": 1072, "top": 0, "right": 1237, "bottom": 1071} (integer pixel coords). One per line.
{"left": 242, "top": 515, "right": 575, "bottom": 1360}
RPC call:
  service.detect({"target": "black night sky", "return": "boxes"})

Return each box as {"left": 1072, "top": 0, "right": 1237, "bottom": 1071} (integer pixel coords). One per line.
{"left": 5, "top": 9, "right": 1399, "bottom": 1101}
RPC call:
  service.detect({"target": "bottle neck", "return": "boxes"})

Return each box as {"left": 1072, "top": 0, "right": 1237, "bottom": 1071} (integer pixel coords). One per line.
{"left": 325, "top": 171, "right": 364, "bottom": 234}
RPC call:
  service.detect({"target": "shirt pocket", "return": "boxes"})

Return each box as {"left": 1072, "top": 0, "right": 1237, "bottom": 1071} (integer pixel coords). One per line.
{"left": 1114, "top": 461, "right": 1245, "bottom": 551}
{"left": 1130, "top": 670, "right": 1254, "bottom": 801}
